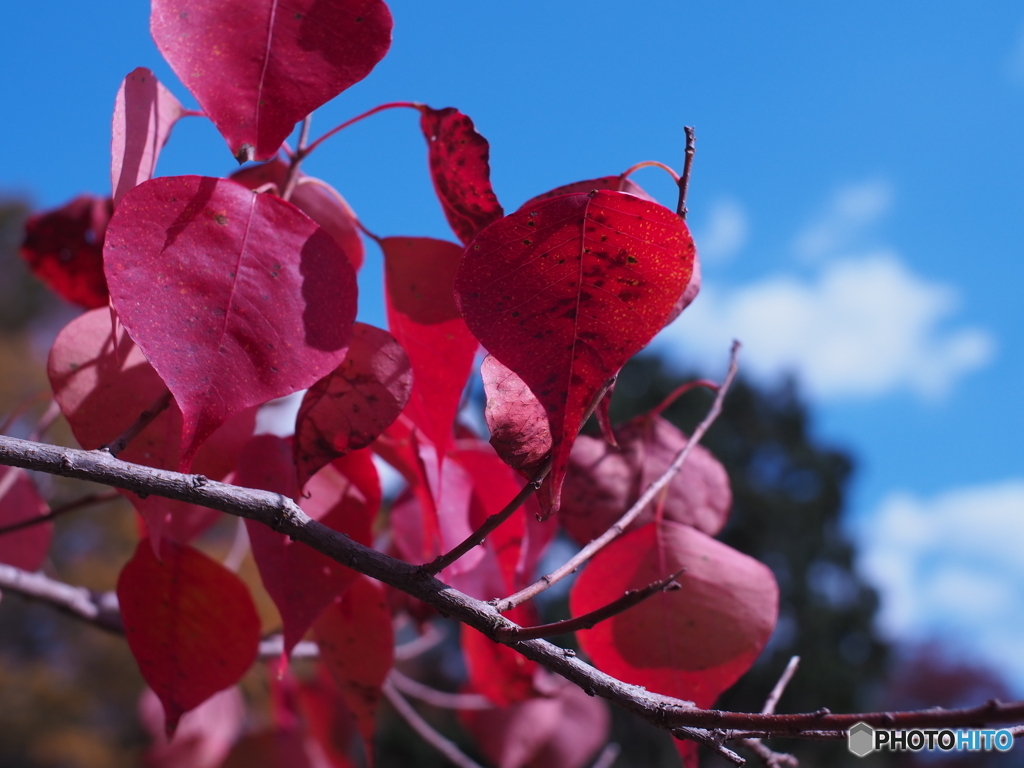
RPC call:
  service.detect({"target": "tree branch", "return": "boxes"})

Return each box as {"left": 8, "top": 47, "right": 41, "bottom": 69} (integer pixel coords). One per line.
{"left": 389, "top": 669, "right": 494, "bottom": 710}
{"left": 494, "top": 341, "right": 740, "bottom": 613}
{"left": 676, "top": 126, "right": 696, "bottom": 219}
{"left": 0, "top": 563, "right": 122, "bottom": 633}
{"left": 2, "top": 434, "right": 1024, "bottom": 741}
{"left": 494, "top": 570, "right": 683, "bottom": 642}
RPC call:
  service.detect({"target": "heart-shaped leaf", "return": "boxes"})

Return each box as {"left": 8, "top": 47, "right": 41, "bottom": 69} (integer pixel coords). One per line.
{"left": 118, "top": 538, "right": 260, "bottom": 734}
{"left": 294, "top": 322, "right": 411, "bottom": 490}
{"left": 111, "top": 67, "right": 189, "bottom": 206}
{"left": 481, "top": 354, "right": 551, "bottom": 474}
{"left": 48, "top": 308, "right": 256, "bottom": 547}
{"left": 231, "top": 158, "right": 366, "bottom": 271}
{"left": 519, "top": 174, "right": 654, "bottom": 210}
{"left": 104, "top": 175, "right": 357, "bottom": 469}
{"left": 139, "top": 686, "right": 245, "bottom": 768}
{"left": 21, "top": 195, "right": 112, "bottom": 308}
{"left": 151, "top": 0, "right": 393, "bottom": 162}
{"left": 570, "top": 520, "right": 778, "bottom": 709}
{"left": 456, "top": 191, "right": 695, "bottom": 513}
{"left": 559, "top": 413, "right": 731, "bottom": 545}
{"left": 419, "top": 106, "right": 504, "bottom": 244}
{"left": 382, "top": 237, "right": 478, "bottom": 462}
{"left": 237, "top": 435, "right": 375, "bottom": 655}
{"left": 313, "top": 575, "right": 393, "bottom": 760}
{"left": 0, "top": 466, "right": 51, "bottom": 572}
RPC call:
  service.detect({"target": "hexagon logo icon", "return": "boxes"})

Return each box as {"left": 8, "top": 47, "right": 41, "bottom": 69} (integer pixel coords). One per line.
{"left": 848, "top": 722, "right": 875, "bottom": 757}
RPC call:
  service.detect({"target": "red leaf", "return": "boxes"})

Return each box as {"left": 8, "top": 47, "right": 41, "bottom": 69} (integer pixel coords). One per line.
{"left": 48, "top": 308, "right": 255, "bottom": 547}
{"left": 559, "top": 414, "right": 731, "bottom": 545}
{"left": 118, "top": 537, "right": 260, "bottom": 734}
{"left": 419, "top": 106, "right": 504, "bottom": 244}
{"left": 20, "top": 195, "right": 111, "bottom": 308}
{"left": 382, "top": 237, "right": 478, "bottom": 462}
{"left": 462, "top": 605, "right": 540, "bottom": 706}
{"left": 151, "top": 0, "right": 392, "bottom": 162}
{"left": 139, "top": 685, "right": 245, "bottom": 768}
{"left": 296, "top": 668, "right": 361, "bottom": 768}
{"left": 237, "top": 435, "right": 374, "bottom": 654}
{"left": 111, "top": 67, "right": 188, "bottom": 206}
{"left": 481, "top": 354, "right": 551, "bottom": 474}
{"left": 570, "top": 521, "right": 778, "bottom": 708}
{"left": 456, "top": 191, "right": 695, "bottom": 513}
{"left": 220, "top": 730, "right": 313, "bottom": 768}
{"left": 294, "top": 322, "right": 412, "bottom": 490}
{"left": 104, "top": 175, "right": 357, "bottom": 469}
{"left": 519, "top": 174, "right": 654, "bottom": 210}
{"left": 231, "top": 158, "right": 366, "bottom": 271}
{"left": 313, "top": 576, "right": 393, "bottom": 759}
{"left": 0, "top": 466, "right": 51, "bottom": 572}
{"left": 461, "top": 682, "right": 610, "bottom": 768}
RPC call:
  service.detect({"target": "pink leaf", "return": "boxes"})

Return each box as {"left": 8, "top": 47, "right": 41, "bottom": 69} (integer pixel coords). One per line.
{"left": 151, "top": 0, "right": 392, "bottom": 162}
{"left": 418, "top": 106, "right": 504, "bottom": 244}
{"left": 455, "top": 191, "right": 695, "bottom": 514}
{"left": 118, "top": 538, "right": 260, "bottom": 734}
{"left": 481, "top": 354, "right": 551, "bottom": 474}
{"left": 461, "top": 682, "right": 610, "bottom": 768}
{"left": 237, "top": 435, "right": 374, "bottom": 655}
{"left": 139, "top": 686, "right": 245, "bottom": 768}
{"left": 47, "top": 308, "right": 255, "bottom": 547}
{"left": 231, "top": 158, "right": 366, "bottom": 271}
{"left": 294, "top": 322, "right": 412, "bottom": 490}
{"left": 519, "top": 175, "right": 655, "bottom": 210}
{"left": 111, "top": 67, "right": 189, "bottom": 206}
{"left": 382, "top": 237, "right": 478, "bottom": 462}
{"left": 313, "top": 576, "right": 393, "bottom": 760}
{"left": 104, "top": 175, "right": 357, "bottom": 470}
{"left": 462, "top": 605, "right": 540, "bottom": 706}
{"left": 220, "top": 730, "right": 313, "bottom": 768}
{"left": 570, "top": 521, "right": 778, "bottom": 709}
{"left": 20, "top": 195, "right": 111, "bottom": 308}
{"left": 0, "top": 466, "right": 51, "bottom": 572}
{"left": 559, "top": 413, "right": 732, "bottom": 545}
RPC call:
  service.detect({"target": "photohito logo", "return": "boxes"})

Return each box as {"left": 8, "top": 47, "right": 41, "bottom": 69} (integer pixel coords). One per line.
{"left": 847, "top": 722, "right": 1015, "bottom": 757}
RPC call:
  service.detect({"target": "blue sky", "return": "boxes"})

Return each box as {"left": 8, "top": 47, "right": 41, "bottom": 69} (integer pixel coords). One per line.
{"left": 4, "top": 2, "right": 1024, "bottom": 691}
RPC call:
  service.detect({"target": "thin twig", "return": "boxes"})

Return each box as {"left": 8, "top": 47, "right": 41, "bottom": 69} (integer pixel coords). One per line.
{"left": 389, "top": 669, "right": 494, "bottom": 710}
{"left": 494, "top": 570, "right": 683, "bottom": 642}
{"left": 0, "top": 391, "right": 51, "bottom": 436}
{"left": 739, "top": 656, "right": 802, "bottom": 766}
{"left": 494, "top": 342, "right": 740, "bottom": 613}
{"left": 28, "top": 398, "right": 62, "bottom": 442}
{"left": 676, "top": 126, "right": 696, "bottom": 219}
{"left": 652, "top": 379, "right": 718, "bottom": 417}
{"left": 382, "top": 680, "right": 487, "bottom": 768}
{"left": 0, "top": 488, "right": 120, "bottom": 537}
{"left": 619, "top": 160, "right": 680, "bottom": 183}
{"left": 423, "top": 375, "right": 617, "bottom": 575}
{"left": 5, "top": 433, "right": 1024, "bottom": 739}
{"left": 394, "top": 623, "right": 446, "bottom": 661}
{"left": 280, "top": 115, "right": 313, "bottom": 202}
{"left": 303, "top": 101, "right": 420, "bottom": 156}
{"left": 0, "top": 563, "right": 122, "bottom": 633}
{"left": 590, "top": 743, "right": 621, "bottom": 768}
{"left": 673, "top": 727, "right": 745, "bottom": 766}
{"left": 102, "top": 389, "right": 172, "bottom": 457}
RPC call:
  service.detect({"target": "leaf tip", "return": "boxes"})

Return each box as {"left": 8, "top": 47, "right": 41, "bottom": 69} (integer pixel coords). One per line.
{"left": 234, "top": 144, "right": 256, "bottom": 164}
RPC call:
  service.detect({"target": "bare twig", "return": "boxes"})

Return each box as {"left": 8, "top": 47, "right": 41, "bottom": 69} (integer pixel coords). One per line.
{"left": 102, "top": 389, "right": 172, "bottom": 457}
{"left": 394, "top": 622, "right": 446, "bottom": 661}
{"left": 423, "top": 375, "right": 617, "bottom": 575}
{"left": 740, "top": 656, "right": 802, "bottom": 766}
{"left": 0, "top": 488, "right": 120, "bottom": 537}
{"left": 673, "top": 727, "right": 745, "bottom": 766}
{"left": 303, "top": 101, "right": 420, "bottom": 157}
{"left": 590, "top": 743, "right": 621, "bottom": 768}
{"left": 382, "top": 680, "right": 487, "bottom": 768}
{"left": 494, "top": 570, "right": 683, "bottom": 642}
{"left": 763, "top": 656, "right": 801, "bottom": 715}
{"left": 495, "top": 342, "right": 740, "bottom": 613}
{"left": 389, "top": 669, "right": 494, "bottom": 710}
{"left": 28, "top": 398, "right": 62, "bottom": 442}
{"left": 4, "top": 432, "right": 1024, "bottom": 739}
{"left": 0, "top": 563, "right": 122, "bottom": 633}
{"left": 1, "top": 391, "right": 51, "bottom": 437}
{"left": 676, "top": 126, "right": 696, "bottom": 219}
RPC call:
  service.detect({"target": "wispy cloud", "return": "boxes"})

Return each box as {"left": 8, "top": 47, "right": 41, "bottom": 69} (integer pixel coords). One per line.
{"left": 794, "top": 180, "right": 892, "bottom": 262}
{"left": 695, "top": 198, "right": 747, "bottom": 262}
{"left": 857, "top": 480, "right": 1024, "bottom": 691}
{"left": 657, "top": 252, "right": 993, "bottom": 400}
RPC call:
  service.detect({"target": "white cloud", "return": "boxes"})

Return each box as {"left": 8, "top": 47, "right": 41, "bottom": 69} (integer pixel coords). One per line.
{"left": 857, "top": 481, "right": 1024, "bottom": 690}
{"left": 695, "top": 198, "right": 747, "bottom": 262}
{"left": 656, "top": 251, "right": 994, "bottom": 400}
{"left": 794, "top": 180, "right": 892, "bottom": 261}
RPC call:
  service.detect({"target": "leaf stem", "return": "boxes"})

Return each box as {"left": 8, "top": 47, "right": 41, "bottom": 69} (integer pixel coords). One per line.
{"left": 280, "top": 114, "right": 313, "bottom": 202}
{"left": 101, "top": 389, "right": 173, "bottom": 458}
{"left": 0, "top": 392, "right": 51, "bottom": 436}
{"left": 494, "top": 342, "right": 739, "bottom": 613}
{"left": 652, "top": 378, "right": 719, "bottom": 417}
{"left": 0, "top": 488, "right": 120, "bottom": 537}
{"left": 620, "top": 160, "right": 680, "bottom": 184}
{"left": 494, "top": 570, "right": 683, "bottom": 642}
{"left": 676, "top": 126, "right": 696, "bottom": 219}
{"left": 302, "top": 101, "right": 421, "bottom": 157}
{"left": 382, "top": 680, "right": 487, "bottom": 768}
